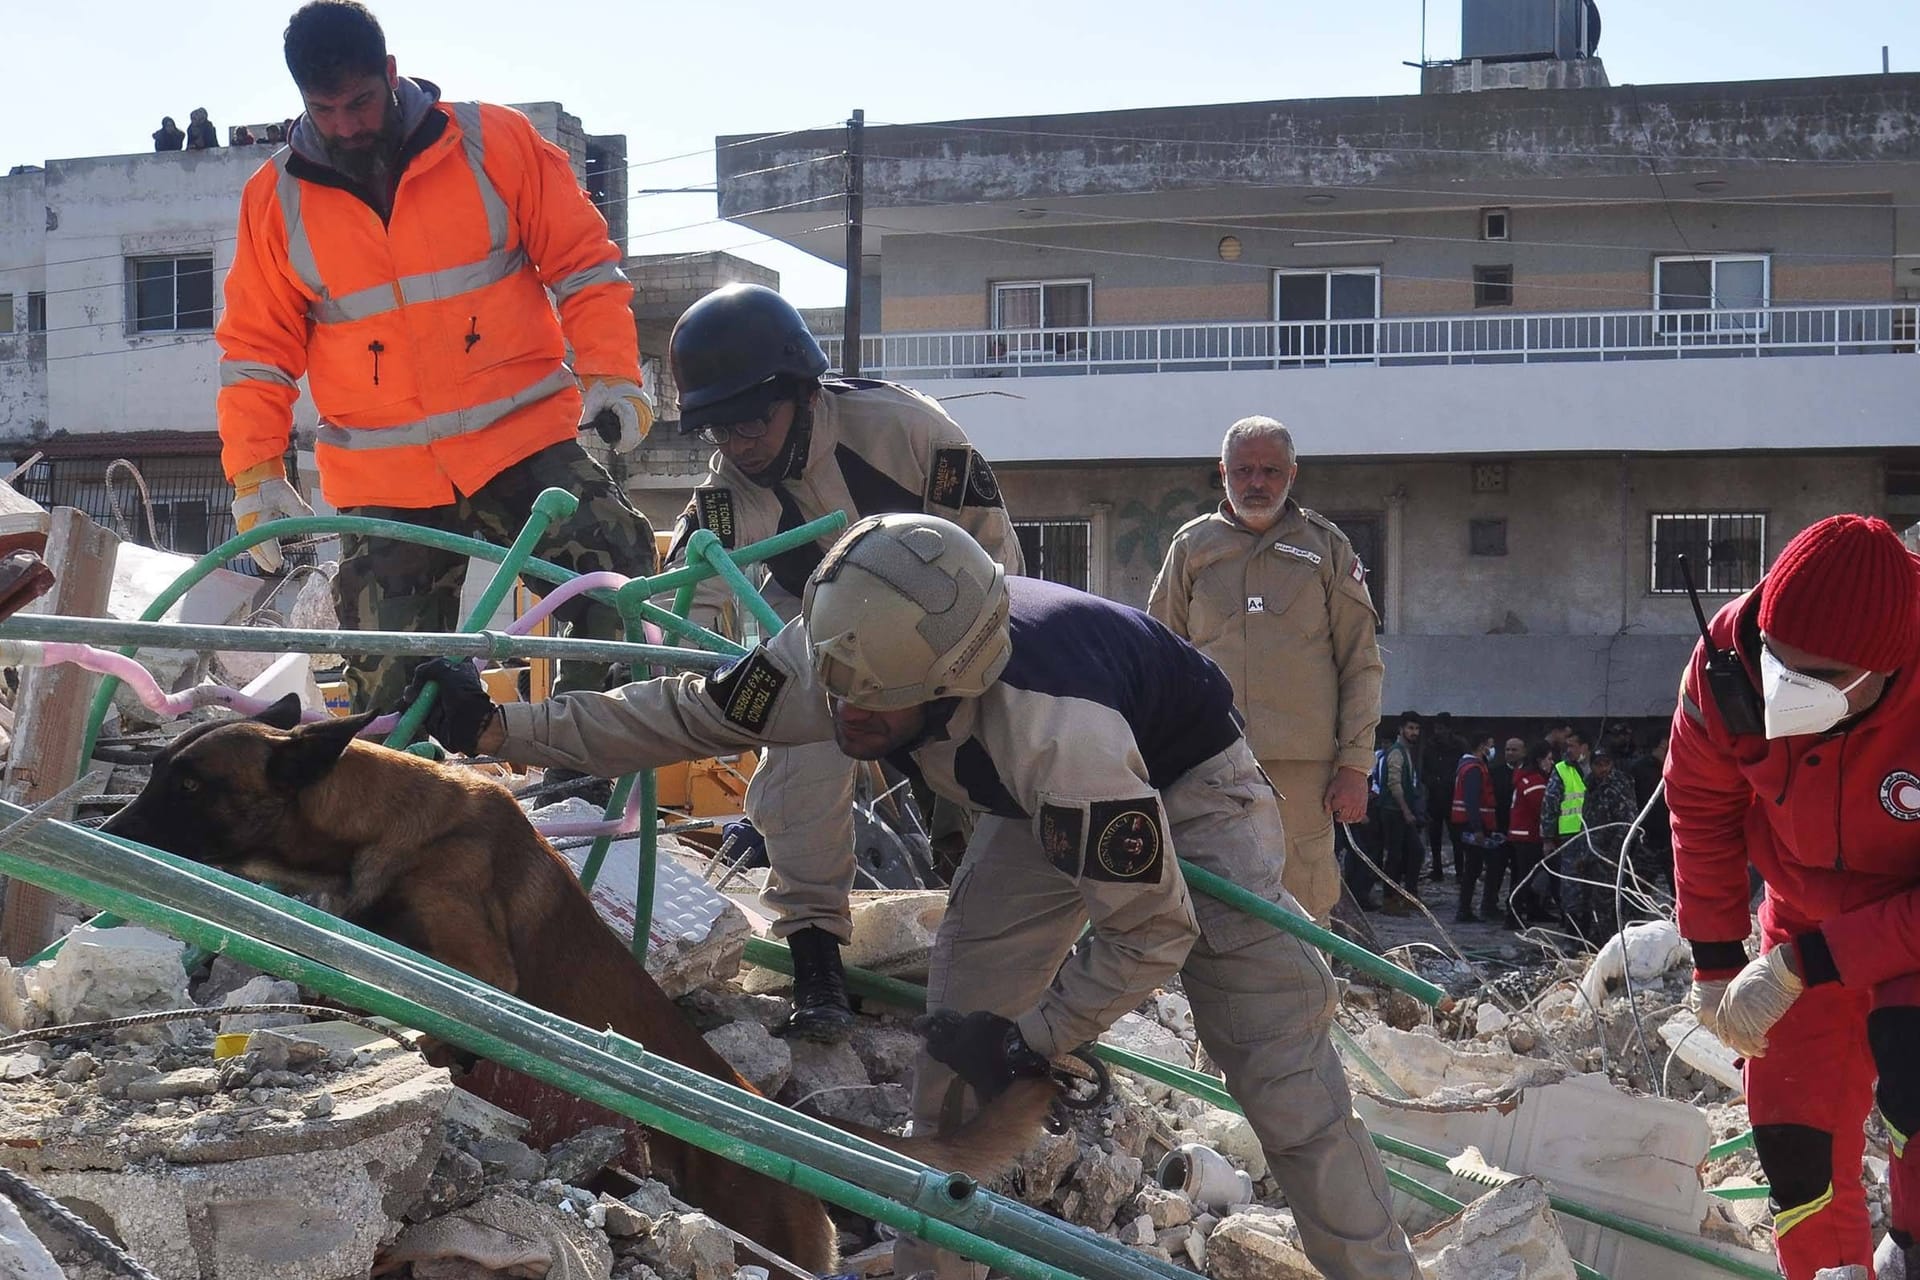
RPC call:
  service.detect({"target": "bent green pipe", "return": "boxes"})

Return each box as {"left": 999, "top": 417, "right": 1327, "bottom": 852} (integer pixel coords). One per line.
{"left": 14, "top": 816, "right": 1184, "bottom": 1280}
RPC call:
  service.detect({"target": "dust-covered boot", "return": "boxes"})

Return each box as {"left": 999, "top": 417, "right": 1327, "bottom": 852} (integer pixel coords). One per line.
{"left": 776, "top": 925, "right": 855, "bottom": 1043}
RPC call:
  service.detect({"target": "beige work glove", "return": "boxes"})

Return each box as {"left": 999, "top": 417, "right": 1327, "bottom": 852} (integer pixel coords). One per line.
{"left": 1688, "top": 977, "right": 1732, "bottom": 1042}
{"left": 579, "top": 375, "right": 654, "bottom": 454}
{"left": 230, "top": 458, "right": 314, "bottom": 574}
{"left": 1715, "top": 948, "right": 1805, "bottom": 1059}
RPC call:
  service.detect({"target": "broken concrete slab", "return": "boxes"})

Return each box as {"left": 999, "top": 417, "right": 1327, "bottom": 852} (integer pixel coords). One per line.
{"left": 384, "top": 1187, "right": 613, "bottom": 1280}
{"left": 702, "top": 1020, "right": 790, "bottom": 1095}
{"left": 216, "top": 975, "right": 306, "bottom": 1034}
{"left": 1067, "top": 1149, "right": 1142, "bottom": 1230}
{"left": 1657, "top": 1010, "right": 1745, "bottom": 1094}
{"left": 631, "top": 1210, "right": 736, "bottom": 1280}
{"left": 1413, "top": 1176, "right": 1578, "bottom": 1280}
{"left": 843, "top": 891, "right": 946, "bottom": 980}
{"left": 1356, "top": 1023, "right": 1562, "bottom": 1102}
{"left": 784, "top": 1037, "right": 870, "bottom": 1105}
{"left": 544, "top": 1125, "right": 629, "bottom": 1187}
{"left": 31, "top": 924, "right": 190, "bottom": 1026}
{"left": 0, "top": 1035, "right": 451, "bottom": 1280}
{"left": 1204, "top": 1210, "right": 1318, "bottom": 1280}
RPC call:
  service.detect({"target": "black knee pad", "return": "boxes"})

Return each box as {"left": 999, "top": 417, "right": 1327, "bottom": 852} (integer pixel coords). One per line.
{"left": 1870, "top": 1008, "right": 1920, "bottom": 1148}
{"left": 1753, "top": 1124, "right": 1835, "bottom": 1212}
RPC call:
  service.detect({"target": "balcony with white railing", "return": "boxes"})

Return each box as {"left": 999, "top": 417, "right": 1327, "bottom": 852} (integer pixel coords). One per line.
{"left": 816, "top": 302, "right": 1919, "bottom": 380}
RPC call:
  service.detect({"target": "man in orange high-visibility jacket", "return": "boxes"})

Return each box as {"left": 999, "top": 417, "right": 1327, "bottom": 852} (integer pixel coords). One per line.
{"left": 218, "top": 0, "right": 657, "bottom": 711}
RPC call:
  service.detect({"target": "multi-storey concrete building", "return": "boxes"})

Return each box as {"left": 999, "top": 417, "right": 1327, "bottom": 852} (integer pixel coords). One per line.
{"left": 712, "top": 39, "right": 1920, "bottom": 722}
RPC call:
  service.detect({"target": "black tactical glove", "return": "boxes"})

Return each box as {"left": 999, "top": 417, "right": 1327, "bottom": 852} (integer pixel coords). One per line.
{"left": 915, "top": 1009, "right": 1049, "bottom": 1100}
{"left": 398, "top": 657, "right": 496, "bottom": 755}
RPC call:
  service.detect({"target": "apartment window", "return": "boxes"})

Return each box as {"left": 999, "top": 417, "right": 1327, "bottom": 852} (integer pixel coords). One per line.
{"left": 1473, "top": 266, "right": 1514, "bottom": 308}
{"left": 1469, "top": 518, "right": 1508, "bottom": 557}
{"left": 1655, "top": 255, "right": 1769, "bottom": 335}
{"left": 0, "top": 294, "right": 12, "bottom": 334}
{"left": 991, "top": 279, "right": 1091, "bottom": 361}
{"left": 25, "top": 292, "right": 45, "bottom": 334}
{"left": 1014, "top": 519, "right": 1091, "bottom": 591}
{"left": 129, "top": 255, "right": 215, "bottom": 332}
{"left": 1650, "top": 512, "right": 1767, "bottom": 594}
{"left": 1481, "top": 208, "right": 1510, "bottom": 241}
{"left": 1274, "top": 268, "right": 1379, "bottom": 362}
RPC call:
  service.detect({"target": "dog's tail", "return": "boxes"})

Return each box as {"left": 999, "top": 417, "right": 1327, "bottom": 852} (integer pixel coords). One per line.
{"left": 832, "top": 1077, "right": 1057, "bottom": 1179}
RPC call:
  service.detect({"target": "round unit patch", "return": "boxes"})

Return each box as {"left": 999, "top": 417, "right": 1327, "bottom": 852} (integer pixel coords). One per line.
{"left": 1095, "top": 808, "right": 1161, "bottom": 879}
{"left": 1882, "top": 771, "right": 1920, "bottom": 822}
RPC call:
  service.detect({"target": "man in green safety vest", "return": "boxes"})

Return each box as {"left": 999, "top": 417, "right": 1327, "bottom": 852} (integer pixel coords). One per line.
{"left": 1539, "top": 729, "right": 1591, "bottom": 928}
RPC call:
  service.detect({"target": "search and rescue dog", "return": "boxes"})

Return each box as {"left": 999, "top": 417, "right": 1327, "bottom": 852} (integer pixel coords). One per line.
{"left": 102, "top": 698, "right": 1054, "bottom": 1272}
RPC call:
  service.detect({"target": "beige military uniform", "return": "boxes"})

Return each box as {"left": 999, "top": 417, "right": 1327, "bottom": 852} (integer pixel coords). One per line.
{"left": 498, "top": 590, "right": 1417, "bottom": 1280}
{"left": 665, "top": 379, "right": 1023, "bottom": 941}
{"left": 1148, "top": 500, "right": 1383, "bottom": 922}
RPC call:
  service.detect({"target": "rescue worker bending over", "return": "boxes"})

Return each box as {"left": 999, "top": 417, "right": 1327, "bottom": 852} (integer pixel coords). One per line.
{"left": 1670, "top": 514, "right": 1920, "bottom": 1280}
{"left": 404, "top": 513, "right": 1418, "bottom": 1280}
{"left": 218, "top": 0, "right": 657, "bottom": 712}
{"left": 663, "top": 283, "right": 1023, "bottom": 1042}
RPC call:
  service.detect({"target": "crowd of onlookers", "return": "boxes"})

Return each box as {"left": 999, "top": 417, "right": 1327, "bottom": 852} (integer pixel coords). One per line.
{"left": 152, "top": 112, "right": 293, "bottom": 152}
{"left": 1341, "top": 711, "right": 1671, "bottom": 943}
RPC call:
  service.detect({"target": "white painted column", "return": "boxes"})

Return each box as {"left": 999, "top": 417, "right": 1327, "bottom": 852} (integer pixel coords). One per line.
{"left": 1088, "top": 502, "right": 1112, "bottom": 597}
{"left": 1382, "top": 485, "right": 1407, "bottom": 634}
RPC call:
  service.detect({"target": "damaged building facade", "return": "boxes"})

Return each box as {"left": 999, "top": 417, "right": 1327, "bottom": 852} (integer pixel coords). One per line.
{"left": 713, "top": 62, "right": 1920, "bottom": 723}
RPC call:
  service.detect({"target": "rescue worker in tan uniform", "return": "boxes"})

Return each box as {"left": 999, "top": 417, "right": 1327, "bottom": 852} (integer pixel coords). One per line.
{"left": 405, "top": 514, "right": 1418, "bottom": 1280}
{"left": 663, "top": 284, "right": 1023, "bottom": 1041}
{"left": 1149, "top": 416, "right": 1383, "bottom": 923}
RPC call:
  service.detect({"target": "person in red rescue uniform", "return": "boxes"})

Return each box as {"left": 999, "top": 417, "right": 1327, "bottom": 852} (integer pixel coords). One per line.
{"left": 1669, "top": 514, "right": 1920, "bottom": 1280}
{"left": 217, "top": 0, "right": 658, "bottom": 711}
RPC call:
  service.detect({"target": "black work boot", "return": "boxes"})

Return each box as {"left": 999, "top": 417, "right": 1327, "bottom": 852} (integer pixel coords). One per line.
{"left": 776, "top": 926, "right": 856, "bottom": 1043}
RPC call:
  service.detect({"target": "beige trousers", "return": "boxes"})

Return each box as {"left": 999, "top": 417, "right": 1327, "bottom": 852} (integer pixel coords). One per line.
{"left": 1262, "top": 757, "right": 1341, "bottom": 925}
{"left": 745, "top": 739, "right": 859, "bottom": 941}
{"left": 897, "top": 741, "right": 1416, "bottom": 1280}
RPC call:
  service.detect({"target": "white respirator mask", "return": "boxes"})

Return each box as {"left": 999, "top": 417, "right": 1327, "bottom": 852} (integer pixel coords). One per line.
{"left": 1759, "top": 644, "right": 1872, "bottom": 739}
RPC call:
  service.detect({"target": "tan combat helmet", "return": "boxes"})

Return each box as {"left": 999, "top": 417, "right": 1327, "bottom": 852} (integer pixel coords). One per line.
{"left": 802, "top": 513, "right": 1012, "bottom": 710}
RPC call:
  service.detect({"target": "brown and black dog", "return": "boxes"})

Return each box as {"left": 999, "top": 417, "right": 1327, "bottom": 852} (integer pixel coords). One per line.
{"left": 101, "top": 697, "right": 1052, "bottom": 1272}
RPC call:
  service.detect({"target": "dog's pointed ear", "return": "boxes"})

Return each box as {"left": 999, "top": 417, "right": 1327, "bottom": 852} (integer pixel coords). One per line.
{"left": 266, "top": 711, "right": 376, "bottom": 790}
{"left": 252, "top": 693, "right": 305, "bottom": 732}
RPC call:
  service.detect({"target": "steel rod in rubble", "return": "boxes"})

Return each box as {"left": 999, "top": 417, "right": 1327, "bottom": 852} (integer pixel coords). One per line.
{"left": 1, "top": 811, "right": 1189, "bottom": 1280}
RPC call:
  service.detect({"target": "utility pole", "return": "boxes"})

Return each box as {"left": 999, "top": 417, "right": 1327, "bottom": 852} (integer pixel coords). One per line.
{"left": 843, "top": 108, "right": 865, "bottom": 377}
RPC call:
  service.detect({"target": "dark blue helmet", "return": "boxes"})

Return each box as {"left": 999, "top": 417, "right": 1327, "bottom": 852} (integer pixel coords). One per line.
{"left": 668, "top": 284, "right": 830, "bottom": 433}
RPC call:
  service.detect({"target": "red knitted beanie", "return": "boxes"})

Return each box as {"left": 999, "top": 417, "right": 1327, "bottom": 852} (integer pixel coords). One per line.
{"left": 1758, "top": 515, "right": 1919, "bottom": 671}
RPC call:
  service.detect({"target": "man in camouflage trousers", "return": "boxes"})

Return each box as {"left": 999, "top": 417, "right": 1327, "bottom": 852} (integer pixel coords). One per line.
{"left": 336, "top": 441, "right": 655, "bottom": 708}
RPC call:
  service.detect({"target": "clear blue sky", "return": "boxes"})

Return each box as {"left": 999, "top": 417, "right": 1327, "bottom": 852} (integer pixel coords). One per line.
{"left": 8, "top": 1, "right": 1917, "bottom": 306}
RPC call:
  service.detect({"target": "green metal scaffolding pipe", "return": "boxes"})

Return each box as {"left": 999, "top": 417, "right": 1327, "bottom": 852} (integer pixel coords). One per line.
{"left": 1175, "top": 863, "right": 1446, "bottom": 1006}
{"left": 687, "top": 530, "right": 786, "bottom": 637}
{"left": 1707, "top": 1129, "right": 1755, "bottom": 1160}
{"left": 385, "top": 488, "right": 577, "bottom": 750}
{"left": 74, "top": 508, "right": 847, "bottom": 766}
{"left": 9, "top": 813, "right": 1186, "bottom": 1280}
{"left": 742, "top": 939, "right": 1771, "bottom": 1280}
{"left": 6, "top": 614, "right": 730, "bottom": 669}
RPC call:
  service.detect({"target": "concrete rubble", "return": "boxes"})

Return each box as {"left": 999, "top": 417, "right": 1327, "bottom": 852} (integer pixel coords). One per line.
{"left": 7, "top": 752, "right": 1822, "bottom": 1278}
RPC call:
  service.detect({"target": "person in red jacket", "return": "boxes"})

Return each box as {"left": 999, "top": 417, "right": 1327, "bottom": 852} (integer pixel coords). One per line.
{"left": 1505, "top": 740, "right": 1553, "bottom": 926}
{"left": 1668, "top": 514, "right": 1920, "bottom": 1280}
{"left": 1450, "top": 733, "right": 1498, "bottom": 922}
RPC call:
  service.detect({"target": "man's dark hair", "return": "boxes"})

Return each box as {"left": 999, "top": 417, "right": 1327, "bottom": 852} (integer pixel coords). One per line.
{"left": 1567, "top": 730, "right": 1589, "bottom": 749}
{"left": 285, "top": 1, "right": 387, "bottom": 92}
{"left": 1399, "top": 710, "right": 1422, "bottom": 728}
{"left": 1530, "top": 740, "right": 1556, "bottom": 768}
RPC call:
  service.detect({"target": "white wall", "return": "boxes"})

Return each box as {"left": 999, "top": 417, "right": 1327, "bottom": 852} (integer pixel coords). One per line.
{"left": 925, "top": 353, "right": 1920, "bottom": 463}
{"left": 0, "top": 168, "right": 48, "bottom": 436}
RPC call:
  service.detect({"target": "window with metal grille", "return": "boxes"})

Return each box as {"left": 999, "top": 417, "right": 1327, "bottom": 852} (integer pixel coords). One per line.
{"left": 1470, "top": 518, "right": 1508, "bottom": 556}
{"left": 1473, "top": 265, "right": 1514, "bottom": 308}
{"left": 26, "top": 292, "right": 45, "bottom": 333}
{"left": 1650, "top": 512, "right": 1766, "bottom": 594}
{"left": 1013, "top": 519, "right": 1091, "bottom": 591}
{"left": 128, "top": 255, "right": 215, "bottom": 332}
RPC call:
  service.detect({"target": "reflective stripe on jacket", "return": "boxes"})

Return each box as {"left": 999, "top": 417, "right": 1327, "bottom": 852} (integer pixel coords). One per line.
{"left": 217, "top": 89, "right": 636, "bottom": 509}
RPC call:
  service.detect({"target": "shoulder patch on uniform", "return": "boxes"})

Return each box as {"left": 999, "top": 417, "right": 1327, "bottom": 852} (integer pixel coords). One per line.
{"left": 964, "top": 453, "right": 1004, "bottom": 508}
{"left": 928, "top": 447, "right": 971, "bottom": 509}
{"left": 1087, "top": 797, "right": 1166, "bottom": 883}
{"left": 1273, "top": 541, "right": 1323, "bottom": 566}
{"left": 695, "top": 488, "right": 737, "bottom": 549}
{"left": 704, "top": 649, "right": 787, "bottom": 734}
{"left": 1349, "top": 555, "right": 1366, "bottom": 584}
{"left": 1039, "top": 803, "right": 1086, "bottom": 878}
